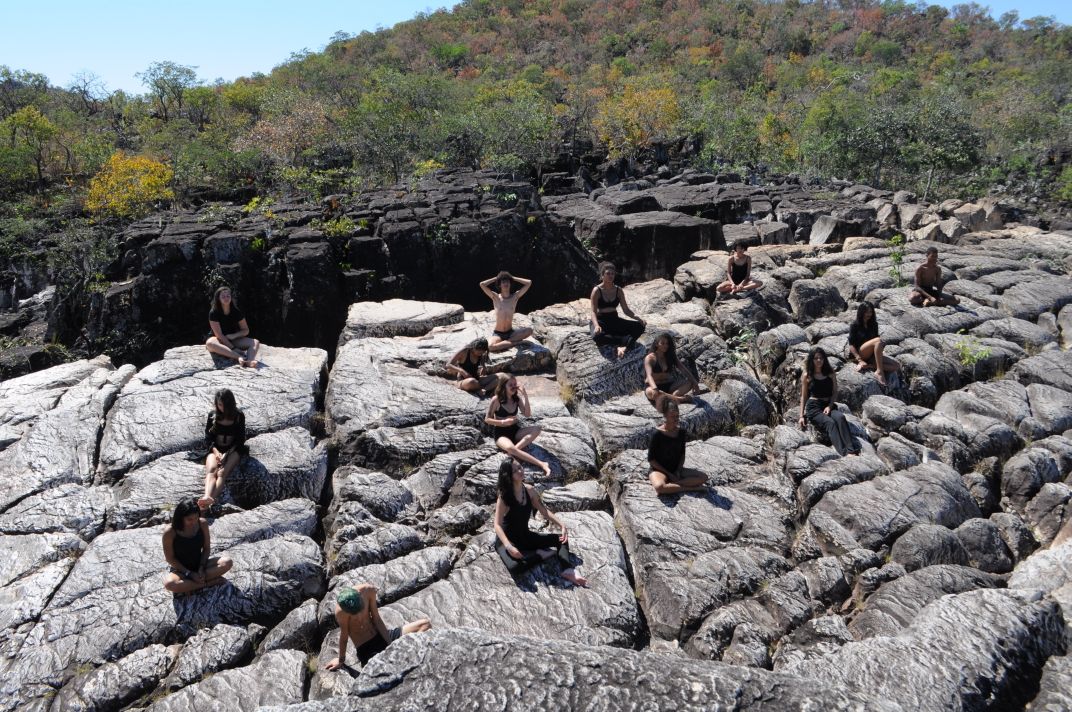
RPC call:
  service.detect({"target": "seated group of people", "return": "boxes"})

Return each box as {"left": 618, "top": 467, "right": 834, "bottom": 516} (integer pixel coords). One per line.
{"left": 175, "top": 244, "right": 956, "bottom": 666}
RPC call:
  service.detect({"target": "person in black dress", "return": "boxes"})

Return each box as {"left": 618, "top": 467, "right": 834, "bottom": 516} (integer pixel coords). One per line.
{"left": 205, "top": 286, "right": 259, "bottom": 367}
{"left": 494, "top": 458, "right": 587, "bottom": 586}
{"left": 446, "top": 338, "right": 500, "bottom": 396}
{"left": 798, "top": 347, "right": 859, "bottom": 457}
{"left": 590, "top": 261, "right": 646, "bottom": 359}
{"left": 847, "top": 301, "right": 900, "bottom": 388}
{"left": 485, "top": 376, "right": 550, "bottom": 477}
{"left": 648, "top": 399, "right": 708, "bottom": 494}
{"left": 198, "top": 388, "right": 247, "bottom": 511}
{"left": 162, "top": 498, "right": 233, "bottom": 594}
{"left": 716, "top": 243, "right": 763, "bottom": 296}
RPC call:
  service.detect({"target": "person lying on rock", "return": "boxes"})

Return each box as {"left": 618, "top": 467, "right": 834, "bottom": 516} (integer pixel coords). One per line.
{"left": 325, "top": 584, "right": 431, "bottom": 670}
{"left": 494, "top": 458, "right": 587, "bottom": 586}
{"left": 909, "top": 246, "right": 960, "bottom": 307}
{"left": 485, "top": 376, "right": 551, "bottom": 477}
{"left": 447, "top": 338, "right": 500, "bottom": 396}
{"left": 644, "top": 331, "right": 701, "bottom": 408}
{"left": 648, "top": 399, "right": 708, "bottom": 494}
{"left": 198, "top": 388, "right": 247, "bottom": 511}
{"left": 205, "top": 286, "right": 260, "bottom": 367}
{"left": 590, "top": 261, "right": 646, "bottom": 359}
{"left": 162, "top": 498, "right": 233, "bottom": 595}
{"left": 847, "top": 301, "right": 901, "bottom": 389}
{"left": 798, "top": 347, "right": 860, "bottom": 457}
{"left": 716, "top": 243, "right": 763, "bottom": 297}
{"left": 480, "top": 271, "right": 535, "bottom": 352}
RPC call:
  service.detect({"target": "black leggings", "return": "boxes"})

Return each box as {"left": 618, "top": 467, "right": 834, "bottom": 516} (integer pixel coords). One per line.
{"left": 496, "top": 533, "right": 572, "bottom": 575}
{"left": 593, "top": 314, "right": 645, "bottom": 348}
{"left": 805, "top": 398, "right": 859, "bottom": 456}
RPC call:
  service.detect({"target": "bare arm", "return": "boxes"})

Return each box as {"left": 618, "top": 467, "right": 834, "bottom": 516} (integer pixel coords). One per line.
{"left": 514, "top": 276, "right": 532, "bottom": 299}
{"left": 590, "top": 288, "right": 602, "bottom": 330}
{"left": 333, "top": 608, "right": 349, "bottom": 666}
{"left": 799, "top": 374, "right": 809, "bottom": 426}
{"left": 518, "top": 391, "right": 532, "bottom": 418}
{"left": 644, "top": 354, "right": 658, "bottom": 389}
{"left": 529, "top": 487, "right": 566, "bottom": 532}
{"left": 494, "top": 496, "right": 515, "bottom": 550}
{"left": 446, "top": 349, "right": 470, "bottom": 378}
{"left": 209, "top": 320, "right": 231, "bottom": 347}
{"left": 366, "top": 588, "right": 391, "bottom": 641}
{"left": 161, "top": 529, "right": 189, "bottom": 575}
{"left": 914, "top": 266, "right": 940, "bottom": 298}
{"left": 479, "top": 277, "right": 498, "bottom": 300}
{"left": 485, "top": 398, "right": 515, "bottom": 427}
{"left": 726, "top": 256, "right": 735, "bottom": 281}
{"left": 199, "top": 519, "right": 211, "bottom": 572}
{"left": 228, "top": 319, "right": 250, "bottom": 341}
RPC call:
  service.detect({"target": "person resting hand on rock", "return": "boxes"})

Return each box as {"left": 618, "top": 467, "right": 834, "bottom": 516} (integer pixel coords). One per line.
{"left": 648, "top": 399, "right": 708, "bottom": 495}
{"left": 480, "top": 271, "right": 534, "bottom": 352}
{"left": 590, "top": 261, "right": 645, "bottom": 359}
{"left": 205, "top": 286, "right": 260, "bottom": 367}
{"left": 485, "top": 376, "right": 551, "bottom": 478}
{"left": 798, "top": 347, "right": 860, "bottom": 457}
{"left": 162, "top": 498, "right": 232, "bottom": 595}
{"left": 198, "top": 388, "right": 247, "bottom": 511}
{"left": 846, "top": 301, "right": 900, "bottom": 389}
{"left": 446, "top": 338, "right": 500, "bottom": 396}
{"left": 494, "top": 458, "right": 587, "bottom": 586}
{"left": 324, "top": 584, "right": 431, "bottom": 671}
{"left": 909, "top": 246, "right": 960, "bottom": 308}
{"left": 644, "top": 331, "right": 701, "bottom": 409}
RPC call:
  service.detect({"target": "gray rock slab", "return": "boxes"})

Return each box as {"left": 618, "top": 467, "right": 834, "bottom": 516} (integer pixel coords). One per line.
{"left": 339, "top": 299, "right": 463, "bottom": 341}
{"left": 259, "top": 598, "right": 319, "bottom": 654}
{"left": 0, "top": 484, "right": 110, "bottom": 540}
{"left": 97, "top": 345, "right": 326, "bottom": 480}
{"left": 146, "top": 648, "right": 306, "bottom": 712}
{"left": 51, "top": 643, "right": 177, "bottom": 712}
{"left": 380, "top": 512, "right": 639, "bottom": 648}
{"left": 162, "top": 623, "right": 257, "bottom": 691}
{"left": 1030, "top": 654, "right": 1072, "bottom": 711}
{"left": 792, "top": 588, "right": 1063, "bottom": 712}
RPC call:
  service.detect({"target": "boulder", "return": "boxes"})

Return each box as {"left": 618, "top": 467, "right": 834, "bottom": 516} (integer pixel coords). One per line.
{"left": 97, "top": 346, "right": 326, "bottom": 480}
{"left": 1030, "top": 655, "right": 1072, "bottom": 711}
{"left": 788, "top": 279, "right": 847, "bottom": 324}
{"left": 162, "top": 623, "right": 258, "bottom": 691}
{"left": 50, "top": 643, "right": 177, "bottom": 712}
{"left": 145, "top": 649, "right": 307, "bottom": 711}
{"left": 954, "top": 518, "right": 1014, "bottom": 573}
{"left": 889, "top": 523, "right": 969, "bottom": 572}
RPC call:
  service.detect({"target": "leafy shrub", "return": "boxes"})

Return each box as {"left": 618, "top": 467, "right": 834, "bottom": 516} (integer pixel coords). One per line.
{"left": 84, "top": 152, "right": 174, "bottom": 220}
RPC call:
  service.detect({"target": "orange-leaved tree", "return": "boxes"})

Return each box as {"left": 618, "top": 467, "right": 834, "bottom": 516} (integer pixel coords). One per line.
{"left": 85, "top": 151, "right": 174, "bottom": 219}
{"left": 593, "top": 81, "right": 682, "bottom": 159}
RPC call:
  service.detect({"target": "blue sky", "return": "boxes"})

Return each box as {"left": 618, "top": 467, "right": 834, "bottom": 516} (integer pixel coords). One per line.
{"left": 0, "top": 0, "right": 1067, "bottom": 95}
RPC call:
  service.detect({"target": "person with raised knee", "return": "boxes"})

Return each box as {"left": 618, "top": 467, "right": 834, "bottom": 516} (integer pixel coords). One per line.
{"left": 324, "top": 584, "right": 431, "bottom": 670}
{"left": 205, "top": 286, "right": 259, "bottom": 367}
{"left": 909, "top": 246, "right": 960, "bottom": 307}
{"left": 480, "top": 271, "right": 534, "bottom": 352}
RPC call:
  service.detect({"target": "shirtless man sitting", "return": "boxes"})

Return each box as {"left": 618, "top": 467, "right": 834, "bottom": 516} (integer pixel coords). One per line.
{"left": 481, "top": 271, "right": 534, "bottom": 352}
{"left": 909, "top": 246, "right": 960, "bottom": 307}
{"left": 324, "top": 584, "right": 431, "bottom": 670}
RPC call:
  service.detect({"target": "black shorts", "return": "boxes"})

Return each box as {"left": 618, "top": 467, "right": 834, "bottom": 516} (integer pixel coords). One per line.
{"left": 356, "top": 627, "right": 401, "bottom": 665}
{"left": 493, "top": 329, "right": 515, "bottom": 340}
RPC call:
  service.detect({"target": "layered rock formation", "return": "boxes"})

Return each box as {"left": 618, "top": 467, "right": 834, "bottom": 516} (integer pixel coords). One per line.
{"left": 1, "top": 174, "right": 1071, "bottom": 710}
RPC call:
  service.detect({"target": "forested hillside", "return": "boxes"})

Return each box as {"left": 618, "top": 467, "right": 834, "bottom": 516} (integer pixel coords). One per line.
{"left": 2, "top": 0, "right": 1071, "bottom": 237}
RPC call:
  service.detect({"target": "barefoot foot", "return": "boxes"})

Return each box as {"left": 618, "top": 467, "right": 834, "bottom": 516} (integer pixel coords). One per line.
{"left": 197, "top": 497, "right": 214, "bottom": 511}
{"left": 562, "top": 569, "right": 588, "bottom": 587}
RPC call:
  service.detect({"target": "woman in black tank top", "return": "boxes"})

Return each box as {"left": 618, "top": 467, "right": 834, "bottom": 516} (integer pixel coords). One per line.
{"left": 162, "top": 498, "right": 233, "bottom": 594}
{"left": 716, "top": 243, "right": 763, "bottom": 297}
{"left": 589, "top": 261, "right": 646, "bottom": 358}
{"left": 447, "top": 338, "right": 499, "bottom": 396}
{"left": 798, "top": 347, "right": 859, "bottom": 457}
{"left": 493, "top": 459, "right": 587, "bottom": 586}
{"left": 643, "top": 331, "right": 701, "bottom": 408}
{"left": 485, "top": 376, "right": 551, "bottom": 477}
{"left": 199, "top": 389, "right": 247, "bottom": 512}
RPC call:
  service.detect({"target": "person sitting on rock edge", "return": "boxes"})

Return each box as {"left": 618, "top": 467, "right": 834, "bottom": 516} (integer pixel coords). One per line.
{"left": 485, "top": 376, "right": 551, "bottom": 477}
{"left": 162, "top": 498, "right": 233, "bottom": 595}
{"left": 798, "top": 347, "right": 860, "bottom": 457}
{"left": 205, "top": 286, "right": 260, "bottom": 367}
{"left": 644, "top": 331, "right": 701, "bottom": 408}
{"left": 847, "top": 301, "right": 901, "bottom": 389}
{"left": 716, "top": 243, "right": 763, "bottom": 297}
{"left": 198, "top": 388, "right": 247, "bottom": 511}
{"left": 494, "top": 458, "right": 587, "bottom": 586}
{"left": 590, "top": 261, "right": 646, "bottom": 359}
{"left": 447, "top": 338, "right": 500, "bottom": 396}
{"left": 909, "top": 246, "right": 960, "bottom": 307}
{"left": 648, "top": 399, "right": 708, "bottom": 495}
{"left": 480, "top": 271, "right": 535, "bottom": 352}
{"left": 324, "top": 584, "right": 431, "bottom": 670}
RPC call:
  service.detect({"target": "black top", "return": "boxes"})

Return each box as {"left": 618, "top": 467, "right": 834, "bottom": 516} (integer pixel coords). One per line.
{"left": 495, "top": 399, "right": 518, "bottom": 420}
{"left": 809, "top": 374, "right": 833, "bottom": 402}
{"left": 172, "top": 526, "right": 205, "bottom": 572}
{"left": 848, "top": 320, "right": 878, "bottom": 351}
{"left": 460, "top": 350, "right": 483, "bottom": 378}
{"left": 209, "top": 305, "right": 246, "bottom": 336}
{"left": 502, "top": 486, "right": 534, "bottom": 540}
{"left": 206, "top": 410, "right": 246, "bottom": 453}
{"left": 647, "top": 428, "right": 686, "bottom": 473}
{"left": 596, "top": 286, "right": 621, "bottom": 309}
{"left": 731, "top": 259, "right": 749, "bottom": 284}
{"left": 650, "top": 355, "right": 669, "bottom": 374}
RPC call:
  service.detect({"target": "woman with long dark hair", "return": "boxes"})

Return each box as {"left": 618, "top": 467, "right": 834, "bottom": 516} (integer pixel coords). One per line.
{"left": 446, "top": 338, "right": 499, "bottom": 396}
{"left": 198, "top": 388, "right": 247, "bottom": 511}
{"left": 485, "top": 376, "right": 550, "bottom": 477}
{"left": 162, "top": 498, "right": 233, "bottom": 594}
{"left": 798, "top": 347, "right": 859, "bottom": 457}
{"left": 494, "top": 458, "right": 586, "bottom": 586}
{"left": 590, "top": 261, "right": 645, "bottom": 359}
{"left": 644, "top": 331, "right": 700, "bottom": 408}
{"left": 205, "top": 286, "right": 259, "bottom": 367}
{"left": 847, "top": 302, "right": 900, "bottom": 388}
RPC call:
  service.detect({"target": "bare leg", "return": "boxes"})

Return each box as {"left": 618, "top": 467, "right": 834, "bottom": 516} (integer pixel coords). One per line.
{"left": 205, "top": 337, "right": 244, "bottom": 363}
{"left": 649, "top": 470, "right": 708, "bottom": 495}
{"left": 206, "top": 451, "right": 241, "bottom": 506}
{"left": 231, "top": 337, "right": 259, "bottom": 367}
{"left": 204, "top": 556, "right": 233, "bottom": 581}
{"left": 497, "top": 434, "right": 550, "bottom": 477}
{"left": 738, "top": 279, "right": 763, "bottom": 292}
{"left": 715, "top": 280, "right": 734, "bottom": 294}
{"left": 488, "top": 336, "right": 512, "bottom": 353}
{"left": 873, "top": 339, "right": 887, "bottom": 386}
{"left": 199, "top": 452, "right": 221, "bottom": 510}
{"left": 861, "top": 338, "right": 887, "bottom": 386}
{"left": 561, "top": 568, "right": 588, "bottom": 586}
{"left": 457, "top": 377, "right": 481, "bottom": 392}
{"left": 401, "top": 619, "right": 432, "bottom": 635}
{"left": 164, "top": 572, "right": 205, "bottom": 594}
{"left": 509, "top": 327, "right": 533, "bottom": 346}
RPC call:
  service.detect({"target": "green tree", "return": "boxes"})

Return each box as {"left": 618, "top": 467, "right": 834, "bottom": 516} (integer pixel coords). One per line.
{"left": 136, "top": 61, "right": 199, "bottom": 122}
{"left": 3, "top": 105, "right": 57, "bottom": 185}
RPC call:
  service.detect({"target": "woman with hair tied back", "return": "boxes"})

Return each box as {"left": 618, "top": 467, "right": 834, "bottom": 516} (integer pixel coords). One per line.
{"left": 798, "top": 347, "right": 860, "bottom": 457}
{"left": 198, "top": 388, "right": 247, "bottom": 511}
{"left": 847, "top": 301, "right": 900, "bottom": 389}
{"left": 590, "top": 261, "right": 646, "bottom": 359}
{"left": 494, "top": 458, "right": 587, "bottom": 586}
{"left": 162, "top": 498, "right": 232, "bottom": 594}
